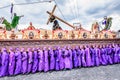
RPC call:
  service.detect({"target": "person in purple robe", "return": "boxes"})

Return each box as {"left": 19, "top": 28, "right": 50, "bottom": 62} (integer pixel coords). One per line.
{"left": 38, "top": 48, "right": 44, "bottom": 72}
{"left": 94, "top": 45, "right": 101, "bottom": 66}
{"left": 106, "top": 45, "right": 113, "bottom": 65}
{"left": 75, "top": 46, "right": 82, "bottom": 68}
{"left": 0, "top": 51, "right": 2, "bottom": 75}
{"left": 64, "top": 46, "right": 71, "bottom": 70}
{"left": 72, "top": 46, "right": 78, "bottom": 68}
{"left": 32, "top": 48, "right": 38, "bottom": 73}
{"left": 54, "top": 46, "right": 60, "bottom": 71}
{"left": 48, "top": 47, "right": 55, "bottom": 71}
{"left": 27, "top": 48, "right": 33, "bottom": 74}
{"left": 80, "top": 45, "right": 87, "bottom": 67}
{"left": 85, "top": 45, "right": 92, "bottom": 67}
{"left": 89, "top": 45, "right": 96, "bottom": 66}
{"left": 14, "top": 48, "right": 22, "bottom": 75}
{"left": 8, "top": 48, "right": 15, "bottom": 76}
{"left": 43, "top": 47, "right": 49, "bottom": 72}
{"left": 118, "top": 44, "right": 120, "bottom": 63}
{"left": 113, "top": 44, "right": 119, "bottom": 64}
{"left": 100, "top": 45, "right": 107, "bottom": 66}
{"left": 21, "top": 48, "right": 28, "bottom": 74}
{"left": 67, "top": 46, "right": 73, "bottom": 69}
{"left": 0, "top": 48, "right": 9, "bottom": 77}
{"left": 59, "top": 47, "right": 65, "bottom": 70}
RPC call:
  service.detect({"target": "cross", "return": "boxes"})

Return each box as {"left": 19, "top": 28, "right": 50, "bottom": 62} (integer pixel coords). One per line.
{"left": 46, "top": 5, "right": 76, "bottom": 29}
{"left": 46, "top": 5, "right": 57, "bottom": 25}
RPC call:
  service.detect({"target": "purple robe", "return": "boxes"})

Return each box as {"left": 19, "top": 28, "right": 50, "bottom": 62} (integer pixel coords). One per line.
{"left": 90, "top": 48, "right": 95, "bottom": 66}
{"left": 27, "top": 48, "right": 33, "bottom": 73}
{"left": 64, "top": 49, "right": 71, "bottom": 69}
{"left": 0, "top": 53, "right": 2, "bottom": 74}
{"left": 72, "top": 49, "right": 78, "bottom": 68}
{"left": 68, "top": 48, "right": 73, "bottom": 69}
{"left": 85, "top": 47, "right": 92, "bottom": 67}
{"left": 0, "top": 48, "right": 9, "bottom": 77}
{"left": 54, "top": 48, "right": 60, "bottom": 71}
{"left": 14, "top": 48, "right": 22, "bottom": 75}
{"left": 59, "top": 48, "right": 65, "bottom": 70}
{"left": 44, "top": 47, "right": 49, "bottom": 72}
{"left": 100, "top": 48, "right": 107, "bottom": 65}
{"left": 106, "top": 47, "right": 113, "bottom": 64}
{"left": 118, "top": 47, "right": 120, "bottom": 63}
{"left": 81, "top": 49, "right": 87, "bottom": 67}
{"left": 76, "top": 47, "right": 82, "bottom": 67}
{"left": 49, "top": 48, "right": 55, "bottom": 70}
{"left": 38, "top": 49, "right": 44, "bottom": 72}
{"left": 32, "top": 49, "right": 38, "bottom": 73}
{"left": 21, "top": 50, "right": 28, "bottom": 74}
{"left": 8, "top": 49, "right": 15, "bottom": 76}
{"left": 113, "top": 46, "right": 119, "bottom": 63}
{"left": 95, "top": 47, "right": 101, "bottom": 66}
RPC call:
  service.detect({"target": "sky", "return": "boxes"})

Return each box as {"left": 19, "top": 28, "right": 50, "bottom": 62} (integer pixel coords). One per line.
{"left": 0, "top": 0, "right": 120, "bottom": 31}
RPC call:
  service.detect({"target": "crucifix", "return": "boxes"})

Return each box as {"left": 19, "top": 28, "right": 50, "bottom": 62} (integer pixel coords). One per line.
{"left": 46, "top": 5, "right": 76, "bottom": 30}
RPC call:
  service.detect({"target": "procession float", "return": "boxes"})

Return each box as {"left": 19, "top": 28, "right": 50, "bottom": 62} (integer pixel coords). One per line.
{"left": 0, "top": 5, "right": 119, "bottom": 48}
{"left": 0, "top": 1, "right": 120, "bottom": 78}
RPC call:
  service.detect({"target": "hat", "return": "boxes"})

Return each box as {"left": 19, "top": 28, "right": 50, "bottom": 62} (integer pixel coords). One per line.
{"left": 2, "top": 48, "right": 7, "bottom": 52}
{"left": 27, "top": 48, "right": 31, "bottom": 51}
{"left": 21, "top": 48, "right": 25, "bottom": 52}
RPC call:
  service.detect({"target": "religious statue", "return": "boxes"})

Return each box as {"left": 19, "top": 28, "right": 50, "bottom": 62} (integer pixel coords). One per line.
{"left": 102, "top": 16, "right": 112, "bottom": 30}
{"left": 49, "top": 16, "right": 62, "bottom": 30}
{"left": 0, "top": 13, "right": 23, "bottom": 31}
{"left": 71, "top": 31, "right": 75, "bottom": 39}
{"left": 11, "top": 13, "right": 24, "bottom": 29}
{"left": 43, "top": 30, "right": 49, "bottom": 39}
{"left": 91, "top": 22, "right": 99, "bottom": 33}
{"left": 9, "top": 30, "right": 17, "bottom": 39}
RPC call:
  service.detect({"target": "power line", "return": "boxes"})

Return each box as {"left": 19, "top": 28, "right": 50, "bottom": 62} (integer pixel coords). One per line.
{"left": 76, "top": 0, "right": 81, "bottom": 22}
{"left": 68, "top": 0, "right": 76, "bottom": 20}
{"left": 73, "top": 0, "right": 78, "bottom": 20}
{"left": 54, "top": 0, "right": 67, "bottom": 21}
{"left": 0, "top": 0, "right": 52, "bottom": 9}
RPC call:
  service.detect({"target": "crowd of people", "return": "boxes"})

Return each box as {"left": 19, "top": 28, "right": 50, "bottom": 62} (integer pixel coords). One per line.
{"left": 0, "top": 44, "right": 120, "bottom": 77}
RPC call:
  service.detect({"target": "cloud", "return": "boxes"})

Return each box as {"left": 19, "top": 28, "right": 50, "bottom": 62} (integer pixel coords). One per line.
{"left": 0, "top": 0, "right": 120, "bottom": 31}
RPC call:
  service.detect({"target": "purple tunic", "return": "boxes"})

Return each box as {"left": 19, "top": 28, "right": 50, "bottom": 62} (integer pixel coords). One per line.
{"left": 54, "top": 48, "right": 60, "bottom": 71}
{"left": 106, "top": 46, "right": 113, "bottom": 64}
{"left": 64, "top": 49, "right": 71, "bottom": 69}
{"left": 75, "top": 47, "right": 82, "bottom": 67}
{"left": 8, "top": 48, "right": 15, "bottom": 76}
{"left": 32, "top": 49, "right": 38, "bottom": 73}
{"left": 95, "top": 47, "right": 101, "bottom": 66}
{"left": 118, "top": 47, "right": 120, "bottom": 63}
{"left": 68, "top": 48, "right": 73, "bottom": 69}
{"left": 81, "top": 49, "right": 87, "bottom": 67}
{"left": 72, "top": 48, "right": 78, "bottom": 68}
{"left": 14, "top": 48, "right": 22, "bottom": 75}
{"left": 59, "top": 48, "right": 65, "bottom": 70}
{"left": 90, "top": 48, "right": 95, "bottom": 66}
{"left": 21, "top": 49, "right": 28, "bottom": 74}
{"left": 38, "top": 49, "right": 44, "bottom": 72}
{"left": 27, "top": 48, "right": 33, "bottom": 73}
{"left": 0, "top": 48, "right": 9, "bottom": 77}
{"left": 0, "top": 52, "right": 2, "bottom": 74}
{"left": 100, "top": 48, "right": 107, "bottom": 65}
{"left": 113, "top": 45, "right": 119, "bottom": 63}
{"left": 48, "top": 48, "right": 55, "bottom": 70}
{"left": 85, "top": 47, "right": 92, "bottom": 67}
{"left": 44, "top": 47, "right": 49, "bottom": 72}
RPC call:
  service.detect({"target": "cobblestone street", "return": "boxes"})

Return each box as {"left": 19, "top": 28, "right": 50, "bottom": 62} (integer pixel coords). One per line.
{"left": 0, "top": 64, "right": 120, "bottom": 80}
